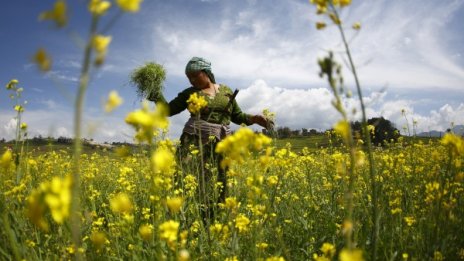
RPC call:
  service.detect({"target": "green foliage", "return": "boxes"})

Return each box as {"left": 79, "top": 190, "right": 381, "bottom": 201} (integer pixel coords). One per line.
{"left": 130, "top": 62, "right": 166, "bottom": 100}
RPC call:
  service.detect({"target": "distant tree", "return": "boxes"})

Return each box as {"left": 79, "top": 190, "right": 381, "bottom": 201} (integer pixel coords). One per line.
{"left": 57, "top": 136, "right": 73, "bottom": 144}
{"left": 291, "top": 129, "right": 300, "bottom": 137}
{"left": 352, "top": 117, "right": 400, "bottom": 146}
{"left": 277, "top": 126, "right": 292, "bottom": 139}
{"left": 309, "top": 129, "right": 319, "bottom": 135}
{"left": 302, "top": 128, "right": 309, "bottom": 136}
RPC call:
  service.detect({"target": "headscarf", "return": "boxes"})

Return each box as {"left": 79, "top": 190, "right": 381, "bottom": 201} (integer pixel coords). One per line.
{"left": 185, "top": 57, "right": 216, "bottom": 83}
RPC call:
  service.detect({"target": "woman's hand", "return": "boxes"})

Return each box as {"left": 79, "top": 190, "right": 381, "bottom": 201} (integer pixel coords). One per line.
{"left": 249, "top": 114, "right": 272, "bottom": 129}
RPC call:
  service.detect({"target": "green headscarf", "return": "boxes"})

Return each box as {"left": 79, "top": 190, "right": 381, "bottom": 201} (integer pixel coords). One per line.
{"left": 185, "top": 57, "right": 216, "bottom": 83}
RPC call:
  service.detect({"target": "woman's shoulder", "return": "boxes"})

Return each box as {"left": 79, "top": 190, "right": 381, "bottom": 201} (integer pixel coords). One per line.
{"left": 218, "top": 84, "right": 233, "bottom": 94}
{"left": 178, "top": 86, "right": 198, "bottom": 96}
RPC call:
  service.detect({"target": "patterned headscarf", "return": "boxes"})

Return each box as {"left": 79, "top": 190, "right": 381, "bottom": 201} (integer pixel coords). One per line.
{"left": 185, "top": 57, "right": 216, "bottom": 83}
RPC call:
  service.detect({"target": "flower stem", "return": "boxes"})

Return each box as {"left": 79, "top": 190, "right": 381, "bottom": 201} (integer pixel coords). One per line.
{"left": 71, "top": 15, "right": 98, "bottom": 261}
{"left": 333, "top": 9, "right": 378, "bottom": 259}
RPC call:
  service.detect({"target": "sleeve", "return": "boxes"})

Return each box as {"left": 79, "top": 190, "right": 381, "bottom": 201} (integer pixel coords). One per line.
{"left": 230, "top": 98, "right": 252, "bottom": 126}
{"left": 148, "top": 88, "right": 190, "bottom": 116}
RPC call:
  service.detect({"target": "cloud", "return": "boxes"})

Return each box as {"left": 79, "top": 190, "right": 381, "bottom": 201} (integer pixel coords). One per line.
{"left": 237, "top": 80, "right": 339, "bottom": 131}
{"left": 142, "top": 0, "right": 464, "bottom": 92}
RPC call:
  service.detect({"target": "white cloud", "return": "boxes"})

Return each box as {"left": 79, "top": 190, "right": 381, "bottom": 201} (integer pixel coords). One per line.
{"left": 144, "top": 0, "right": 464, "bottom": 92}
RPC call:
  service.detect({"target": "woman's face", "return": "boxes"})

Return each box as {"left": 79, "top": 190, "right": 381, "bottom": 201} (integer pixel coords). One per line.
{"left": 186, "top": 70, "right": 210, "bottom": 89}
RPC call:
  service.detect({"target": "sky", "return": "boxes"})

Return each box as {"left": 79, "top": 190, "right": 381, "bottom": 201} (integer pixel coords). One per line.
{"left": 1, "top": 0, "right": 463, "bottom": 143}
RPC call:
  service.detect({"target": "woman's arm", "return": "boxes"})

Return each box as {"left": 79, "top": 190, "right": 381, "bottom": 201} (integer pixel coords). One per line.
{"left": 148, "top": 88, "right": 193, "bottom": 116}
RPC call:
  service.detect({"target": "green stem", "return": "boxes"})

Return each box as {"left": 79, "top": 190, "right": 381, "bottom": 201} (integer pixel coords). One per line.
{"left": 333, "top": 10, "right": 378, "bottom": 259}
{"left": 71, "top": 15, "right": 98, "bottom": 261}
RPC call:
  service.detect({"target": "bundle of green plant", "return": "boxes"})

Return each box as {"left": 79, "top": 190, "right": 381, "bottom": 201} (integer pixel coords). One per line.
{"left": 130, "top": 62, "right": 166, "bottom": 100}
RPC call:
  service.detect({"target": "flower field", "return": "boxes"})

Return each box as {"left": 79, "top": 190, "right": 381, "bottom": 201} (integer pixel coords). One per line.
{"left": 1, "top": 0, "right": 463, "bottom": 260}
{"left": 1, "top": 129, "right": 463, "bottom": 260}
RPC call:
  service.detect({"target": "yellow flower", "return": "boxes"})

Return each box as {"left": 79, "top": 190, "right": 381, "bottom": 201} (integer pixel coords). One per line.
{"left": 187, "top": 92, "right": 208, "bottom": 114}
{"left": 21, "top": 122, "right": 28, "bottom": 130}
{"left": 125, "top": 102, "right": 170, "bottom": 143}
{"left": 90, "top": 231, "right": 107, "bottom": 249}
{"left": 256, "top": 242, "right": 269, "bottom": 250}
{"left": 39, "top": 0, "right": 67, "bottom": 27}
{"left": 0, "top": 150, "right": 13, "bottom": 169}
{"left": 89, "top": 0, "right": 111, "bottom": 16}
{"left": 139, "top": 224, "right": 154, "bottom": 241}
{"left": 27, "top": 175, "right": 72, "bottom": 230}
{"left": 33, "top": 48, "right": 52, "bottom": 72}
{"left": 92, "top": 35, "right": 112, "bottom": 54}
{"left": 92, "top": 35, "right": 112, "bottom": 65}
{"left": 339, "top": 248, "right": 364, "bottom": 261}
{"left": 178, "top": 249, "right": 191, "bottom": 261}
{"left": 321, "top": 242, "right": 336, "bottom": 258}
{"left": 116, "top": 0, "right": 143, "bottom": 12}
{"left": 265, "top": 257, "right": 285, "bottom": 261}
{"left": 110, "top": 193, "right": 133, "bottom": 214}
{"left": 352, "top": 22, "right": 361, "bottom": 30}
{"left": 235, "top": 214, "right": 250, "bottom": 233}
{"left": 105, "top": 90, "right": 123, "bottom": 112}
{"left": 166, "top": 197, "right": 183, "bottom": 213}
{"left": 14, "top": 105, "right": 24, "bottom": 112}
{"left": 159, "top": 220, "right": 179, "bottom": 243}
{"left": 340, "top": 0, "right": 352, "bottom": 7}
{"left": 316, "top": 22, "right": 327, "bottom": 30}
{"left": 224, "top": 197, "right": 239, "bottom": 210}
{"left": 441, "top": 133, "right": 464, "bottom": 156}
{"left": 152, "top": 146, "right": 176, "bottom": 175}
{"left": 45, "top": 176, "right": 72, "bottom": 224}
{"left": 404, "top": 216, "right": 416, "bottom": 226}
{"left": 6, "top": 79, "right": 18, "bottom": 90}
{"left": 334, "top": 120, "right": 351, "bottom": 144}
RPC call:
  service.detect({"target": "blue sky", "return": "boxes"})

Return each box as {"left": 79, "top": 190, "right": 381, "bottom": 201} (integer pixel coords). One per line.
{"left": 1, "top": 0, "right": 463, "bottom": 142}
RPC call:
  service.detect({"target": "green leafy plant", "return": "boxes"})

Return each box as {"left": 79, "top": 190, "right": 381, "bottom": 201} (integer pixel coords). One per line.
{"left": 130, "top": 62, "right": 166, "bottom": 100}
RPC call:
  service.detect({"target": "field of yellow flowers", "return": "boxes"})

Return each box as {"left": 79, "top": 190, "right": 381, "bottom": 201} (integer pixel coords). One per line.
{"left": 1, "top": 0, "right": 464, "bottom": 260}
{"left": 1, "top": 127, "right": 463, "bottom": 260}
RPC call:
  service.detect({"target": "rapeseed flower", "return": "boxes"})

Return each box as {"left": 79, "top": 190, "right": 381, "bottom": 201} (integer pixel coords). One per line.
{"left": 235, "top": 214, "right": 250, "bottom": 233}
{"left": 216, "top": 127, "right": 271, "bottom": 168}
{"left": 316, "top": 22, "right": 327, "bottom": 30}
{"left": 92, "top": 35, "right": 112, "bottom": 66}
{"left": 339, "top": 248, "right": 364, "bottom": 261}
{"left": 321, "top": 242, "right": 336, "bottom": 258}
{"left": 166, "top": 197, "right": 183, "bottom": 213}
{"left": 334, "top": 120, "right": 351, "bottom": 144}
{"left": 6, "top": 79, "right": 18, "bottom": 90}
{"left": 104, "top": 90, "right": 123, "bottom": 112}
{"left": 352, "top": 22, "right": 361, "bottom": 30}
{"left": 178, "top": 249, "right": 191, "bottom": 261}
{"left": 110, "top": 193, "right": 133, "bottom": 214}
{"left": 139, "top": 224, "right": 153, "bottom": 241}
{"left": 33, "top": 48, "right": 52, "bottom": 72}
{"left": 39, "top": 0, "right": 67, "bottom": 27}
{"left": 27, "top": 175, "right": 72, "bottom": 230}
{"left": 90, "top": 231, "right": 107, "bottom": 249}
{"left": 441, "top": 133, "right": 464, "bottom": 156}
{"left": 187, "top": 92, "right": 208, "bottom": 114}
{"left": 125, "top": 102, "right": 169, "bottom": 143}
{"left": 0, "top": 150, "right": 13, "bottom": 169}
{"left": 88, "top": 0, "right": 111, "bottom": 16}
{"left": 152, "top": 146, "right": 176, "bottom": 175}
{"left": 116, "top": 0, "right": 143, "bottom": 12}
{"left": 266, "top": 257, "right": 285, "bottom": 261}
{"left": 159, "top": 220, "right": 179, "bottom": 245}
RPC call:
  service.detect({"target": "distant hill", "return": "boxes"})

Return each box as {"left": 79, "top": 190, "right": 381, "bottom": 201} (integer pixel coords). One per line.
{"left": 418, "top": 124, "right": 464, "bottom": 137}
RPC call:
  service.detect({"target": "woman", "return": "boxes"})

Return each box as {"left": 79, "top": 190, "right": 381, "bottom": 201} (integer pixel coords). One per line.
{"left": 149, "top": 57, "right": 269, "bottom": 220}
